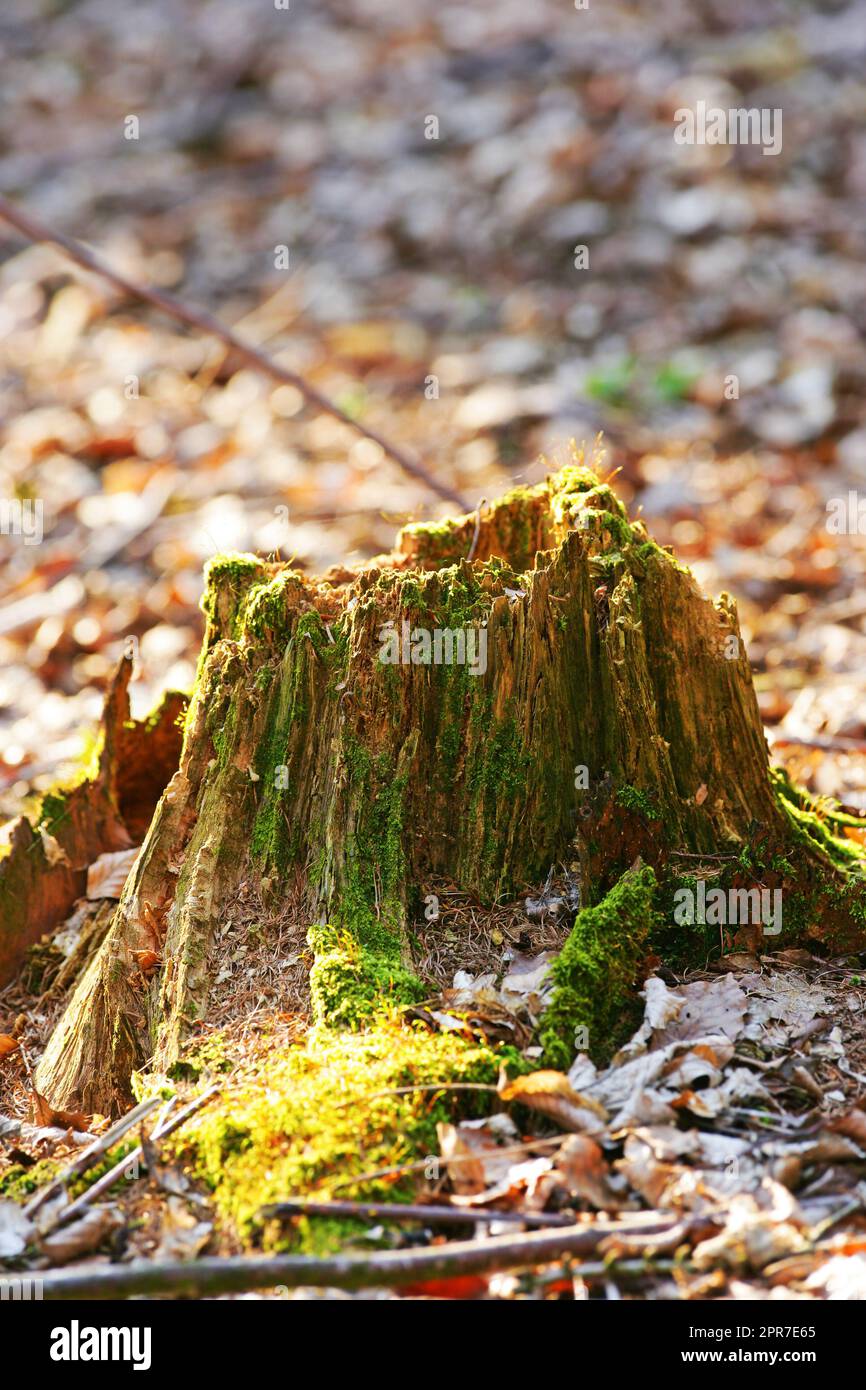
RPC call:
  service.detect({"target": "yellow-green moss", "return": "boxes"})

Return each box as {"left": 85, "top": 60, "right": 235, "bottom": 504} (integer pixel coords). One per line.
{"left": 170, "top": 1022, "right": 519, "bottom": 1252}
{"left": 308, "top": 924, "right": 425, "bottom": 1028}
{"left": 0, "top": 1156, "right": 59, "bottom": 1202}
{"left": 771, "top": 765, "right": 866, "bottom": 874}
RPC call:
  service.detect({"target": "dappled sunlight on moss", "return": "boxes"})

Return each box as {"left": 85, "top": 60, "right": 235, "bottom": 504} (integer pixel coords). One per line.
{"left": 170, "top": 1020, "right": 518, "bottom": 1252}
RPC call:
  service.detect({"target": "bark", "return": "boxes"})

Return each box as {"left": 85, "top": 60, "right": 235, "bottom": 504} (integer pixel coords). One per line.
{"left": 34, "top": 457, "right": 866, "bottom": 1112}
{"left": 0, "top": 656, "right": 184, "bottom": 987}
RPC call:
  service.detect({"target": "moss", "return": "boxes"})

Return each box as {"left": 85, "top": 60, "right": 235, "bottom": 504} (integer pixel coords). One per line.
{"left": 539, "top": 863, "right": 662, "bottom": 1070}
{"left": 399, "top": 515, "right": 472, "bottom": 568}
{"left": 653, "top": 872, "right": 725, "bottom": 969}
{"left": 337, "top": 741, "right": 413, "bottom": 937}
{"left": 771, "top": 766, "right": 866, "bottom": 874}
{"left": 203, "top": 553, "right": 266, "bottom": 587}
{"left": 305, "top": 733, "right": 426, "bottom": 1026}
{"left": 240, "top": 570, "right": 305, "bottom": 643}
{"left": 168, "top": 1033, "right": 231, "bottom": 1082}
{"left": 170, "top": 1022, "right": 517, "bottom": 1251}
{"left": 199, "top": 552, "right": 269, "bottom": 651}
{"left": 0, "top": 1157, "right": 59, "bottom": 1202}
{"left": 616, "top": 783, "right": 658, "bottom": 820}
{"left": 308, "top": 925, "right": 425, "bottom": 1029}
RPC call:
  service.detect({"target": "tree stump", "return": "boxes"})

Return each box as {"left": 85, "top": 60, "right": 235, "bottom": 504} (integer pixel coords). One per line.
{"left": 36, "top": 452, "right": 866, "bottom": 1111}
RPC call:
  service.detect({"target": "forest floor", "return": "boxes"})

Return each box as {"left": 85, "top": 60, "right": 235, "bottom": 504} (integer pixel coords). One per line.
{"left": 5, "top": 939, "right": 866, "bottom": 1300}
{"left": 1, "top": 0, "right": 866, "bottom": 1298}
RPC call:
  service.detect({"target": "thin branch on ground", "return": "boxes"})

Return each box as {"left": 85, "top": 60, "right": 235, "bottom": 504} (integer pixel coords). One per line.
{"left": 258, "top": 1197, "right": 579, "bottom": 1228}
{"left": 49, "top": 1085, "right": 221, "bottom": 1231}
{"left": 333, "top": 1081, "right": 500, "bottom": 1111}
{"left": 327, "top": 1135, "right": 564, "bottom": 1192}
{"left": 22, "top": 1096, "right": 162, "bottom": 1218}
{"left": 0, "top": 195, "right": 469, "bottom": 512}
{"left": 37, "top": 1215, "right": 695, "bottom": 1299}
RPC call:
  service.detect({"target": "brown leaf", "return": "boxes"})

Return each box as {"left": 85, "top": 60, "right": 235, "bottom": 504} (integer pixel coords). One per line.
{"left": 132, "top": 949, "right": 161, "bottom": 973}
{"left": 0, "top": 1034, "right": 20, "bottom": 1059}
{"left": 31, "top": 1088, "right": 92, "bottom": 1134}
{"left": 437, "top": 1117, "right": 518, "bottom": 1195}
{"left": 828, "top": 1109, "right": 866, "bottom": 1149}
{"left": 40, "top": 1207, "right": 122, "bottom": 1266}
{"left": 86, "top": 846, "right": 139, "bottom": 900}
{"left": 695, "top": 783, "right": 708, "bottom": 805}
{"left": 500, "top": 1070, "right": 608, "bottom": 1133}
{"left": 552, "top": 1134, "right": 621, "bottom": 1209}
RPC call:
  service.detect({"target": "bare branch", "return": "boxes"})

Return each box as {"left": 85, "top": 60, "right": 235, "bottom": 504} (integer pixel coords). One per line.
{"left": 0, "top": 195, "right": 469, "bottom": 511}
{"left": 37, "top": 1215, "right": 692, "bottom": 1299}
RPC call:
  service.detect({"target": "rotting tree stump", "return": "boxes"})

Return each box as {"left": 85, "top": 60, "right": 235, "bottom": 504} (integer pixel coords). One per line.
{"left": 34, "top": 450, "right": 866, "bottom": 1112}
{"left": 0, "top": 660, "right": 184, "bottom": 987}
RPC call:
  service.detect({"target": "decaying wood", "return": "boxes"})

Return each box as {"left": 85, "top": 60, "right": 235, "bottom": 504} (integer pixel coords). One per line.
{"left": 0, "top": 657, "right": 184, "bottom": 988}
{"left": 33, "top": 457, "right": 866, "bottom": 1112}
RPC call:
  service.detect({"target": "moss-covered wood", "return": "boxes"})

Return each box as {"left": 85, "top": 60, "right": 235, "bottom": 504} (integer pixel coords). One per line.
{"left": 36, "top": 449, "right": 866, "bottom": 1112}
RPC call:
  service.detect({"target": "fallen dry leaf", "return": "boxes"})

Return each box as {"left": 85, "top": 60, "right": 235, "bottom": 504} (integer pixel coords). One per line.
{"left": 437, "top": 1114, "right": 520, "bottom": 1195}
{"left": 805, "top": 1254, "right": 866, "bottom": 1299}
{"left": 0, "top": 1200, "right": 34, "bottom": 1259}
{"left": 500, "top": 1070, "right": 609, "bottom": 1134}
{"left": 649, "top": 975, "right": 748, "bottom": 1047}
{"left": 828, "top": 1109, "right": 866, "bottom": 1149}
{"left": 549, "top": 1134, "right": 622, "bottom": 1210}
{"left": 31, "top": 1088, "right": 92, "bottom": 1135}
{"left": 0, "top": 1034, "right": 20, "bottom": 1059}
{"left": 39, "top": 1206, "right": 122, "bottom": 1266}
{"left": 692, "top": 1183, "right": 808, "bottom": 1273}
{"left": 86, "top": 846, "right": 140, "bottom": 899}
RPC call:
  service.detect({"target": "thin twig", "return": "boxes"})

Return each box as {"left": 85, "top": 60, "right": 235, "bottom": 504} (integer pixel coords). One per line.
{"left": 22, "top": 1096, "right": 162, "bottom": 1217}
{"left": 42, "top": 1097, "right": 176, "bottom": 1233}
{"left": 0, "top": 195, "right": 469, "bottom": 511}
{"left": 258, "top": 1197, "right": 578, "bottom": 1229}
{"left": 328, "top": 1136, "right": 564, "bottom": 1192}
{"left": 333, "top": 1081, "right": 500, "bottom": 1111}
{"left": 767, "top": 732, "right": 866, "bottom": 754}
{"left": 36, "top": 1086, "right": 221, "bottom": 1233}
{"left": 36, "top": 1216, "right": 690, "bottom": 1299}
{"left": 533, "top": 1257, "right": 678, "bottom": 1287}
{"left": 467, "top": 498, "right": 487, "bottom": 561}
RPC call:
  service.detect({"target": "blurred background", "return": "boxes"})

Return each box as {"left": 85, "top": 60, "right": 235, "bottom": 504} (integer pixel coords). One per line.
{"left": 0, "top": 0, "right": 864, "bottom": 824}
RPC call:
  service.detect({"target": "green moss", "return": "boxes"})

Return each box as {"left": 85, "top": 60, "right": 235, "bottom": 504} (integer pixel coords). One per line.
{"left": 653, "top": 872, "right": 725, "bottom": 969}
{"left": 539, "top": 863, "right": 662, "bottom": 1069}
{"left": 771, "top": 766, "right": 866, "bottom": 874}
{"left": 308, "top": 925, "right": 425, "bottom": 1029}
{"left": 203, "top": 553, "right": 266, "bottom": 587}
{"left": 399, "top": 515, "right": 471, "bottom": 568}
{"left": 304, "top": 733, "right": 426, "bottom": 1026}
{"left": 170, "top": 1022, "right": 516, "bottom": 1251}
{"left": 199, "top": 552, "right": 269, "bottom": 658}
{"left": 240, "top": 570, "right": 304, "bottom": 643}
{"left": 616, "top": 783, "right": 658, "bottom": 820}
{"left": 168, "top": 1033, "right": 231, "bottom": 1082}
{"left": 0, "top": 1157, "right": 59, "bottom": 1202}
